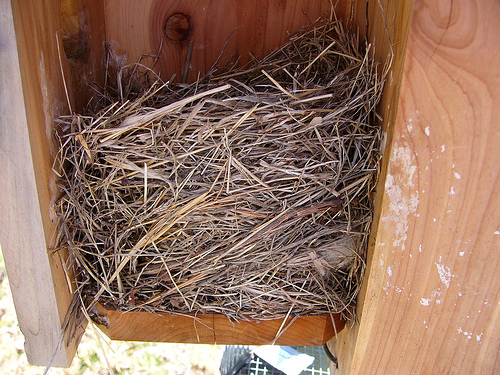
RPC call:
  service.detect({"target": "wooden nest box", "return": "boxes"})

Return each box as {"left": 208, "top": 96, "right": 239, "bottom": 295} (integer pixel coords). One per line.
{"left": 1, "top": 0, "right": 498, "bottom": 373}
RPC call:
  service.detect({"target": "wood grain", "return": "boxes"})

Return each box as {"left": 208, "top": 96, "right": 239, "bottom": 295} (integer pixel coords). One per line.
{"left": 0, "top": 0, "right": 77, "bottom": 367}
{"left": 104, "top": 0, "right": 347, "bottom": 83}
{"left": 4, "top": 0, "right": 105, "bottom": 367}
{"left": 95, "top": 304, "right": 343, "bottom": 346}
{"left": 62, "top": 0, "right": 106, "bottom": 112}
{"left": 330, "top": 0, "right": 415, "bottom": 373}
{"left": 338, "top": 0, "right": 500, "bottom": 373}
{"left": 6, "top": 0, "right": 499, "bottom": 369}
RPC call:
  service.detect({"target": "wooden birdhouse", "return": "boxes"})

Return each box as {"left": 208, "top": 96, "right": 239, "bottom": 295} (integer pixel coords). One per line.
{"left": 0, "top": 0, "right": 498, "bottom": 373}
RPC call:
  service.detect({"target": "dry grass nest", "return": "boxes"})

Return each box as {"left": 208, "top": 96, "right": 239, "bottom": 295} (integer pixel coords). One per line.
{"left": 53, "top": 18, "right": 386, "bottom": 329}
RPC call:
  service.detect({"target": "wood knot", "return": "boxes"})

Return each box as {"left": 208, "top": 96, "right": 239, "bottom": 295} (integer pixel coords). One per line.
{"left": 164, "top": 13, "right": 190, "bottom": 41}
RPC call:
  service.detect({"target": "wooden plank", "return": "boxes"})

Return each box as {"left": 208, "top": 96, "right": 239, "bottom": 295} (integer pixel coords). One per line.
{"left": 95, "top": 304, "right": 343, "bottom": 346}
{"left": 104, "top": 0, "right": 348, "bottom": 83}
{"left": 337, "top": 0, "right": 500, "bottom": 373}
{"left": 0, "top": 0, "right": 76, "bottom": 367}
{"left": 330, "top": 0, "right": 414, "bottom": 373}
{"left": 2, "top": 0, "right": 105, "bottom": 367}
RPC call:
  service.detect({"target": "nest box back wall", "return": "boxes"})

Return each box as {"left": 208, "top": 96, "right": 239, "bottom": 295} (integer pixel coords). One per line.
{"left": 60, "top": 0, "right": 408, "bottom": 128}
{"left": 103, "top": 0, "right": 348, "bottom": 84}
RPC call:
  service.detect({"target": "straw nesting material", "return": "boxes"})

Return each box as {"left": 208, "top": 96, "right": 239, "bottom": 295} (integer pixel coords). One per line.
{"left": 54, "top": 18, "right": 384, "bottom": 323}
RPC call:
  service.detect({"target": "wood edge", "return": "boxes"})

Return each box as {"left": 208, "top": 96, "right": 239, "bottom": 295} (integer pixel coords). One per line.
{"left": 356, "top": 0, "right": 415, "bottom": 320}
{"left": 94, "top": 304, "right": 344, "bottom": 346}
{"left": 7, "top": 0, "right": 107, "bottom": 367}
{"left": 330, "top": 1, "right": 415, "bottom": 373}
{"left": 6, "top": 0, "right": 84, "bottom": 367}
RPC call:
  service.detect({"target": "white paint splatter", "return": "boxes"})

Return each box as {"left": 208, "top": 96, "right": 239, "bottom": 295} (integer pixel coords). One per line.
{"left": 420, "top": 289, "right": 442, "bottom": 307}
{"left": 450, "top": 187, "right": 456, "bottom": 195}
{"left": 433, "top": 218, "right": 437, "bottom": 222}
{"left": 476, "top": 334, "right": 483, "bottom": 342}
{"left": 387, "top": 266, "right": 393, "bottom": 277}
{"left": 382, "top": 144, "right": 419, "bottom": 251}
{"left": 419, "top": 244, "right": 423, "bottom": 252}
{"left": 495, "top": 231, "right": 500, "bottom": 235}
{"left": 425, "top": 127, "right": 431, "bottom": 136}
{"left": 380, "top": 259, "right": 384, "bottom": 267}
{"left": 454, "top": 172, "right": 461, "bottom": 179}
{"left": 435, "top": 263, "right": 454, "bottom": 288}
{"left": 441, "top": 145, "right": 446, "bottom": 152}
{"left": 393, "top": 145, "right": 417, "bottom": 186}
{"left": 459, "top": 252, "right": 465, "bottom": 256}
{"left": 457, "top": 329, "right": 474, "bottom": 340}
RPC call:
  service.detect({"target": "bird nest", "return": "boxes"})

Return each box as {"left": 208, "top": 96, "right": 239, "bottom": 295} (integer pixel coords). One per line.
{"left": 53, "top": 18, "right": 385, "bottom": 328}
